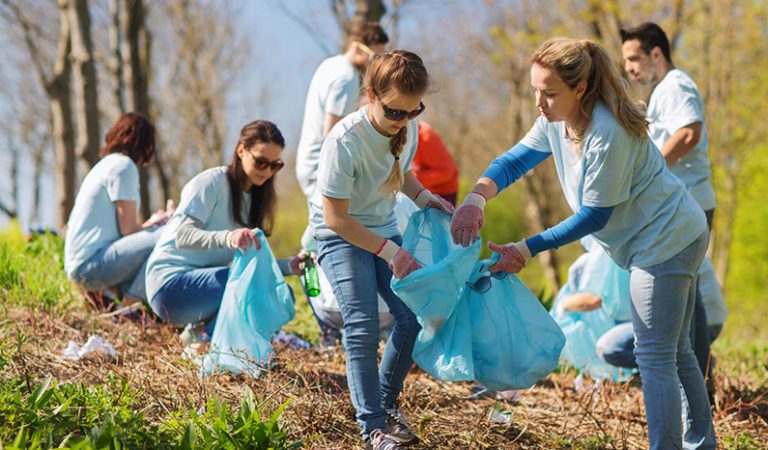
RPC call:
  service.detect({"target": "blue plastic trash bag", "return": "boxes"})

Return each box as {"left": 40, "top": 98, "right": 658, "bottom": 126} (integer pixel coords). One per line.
{"left": 551, "top": 252, "right": 636, "bottom": 382}
{"left": 201, "top": 230, "right": 295, "bottom": 377}
{"left": 578, "top": 243, "right": 632, "bottom": 322}
{"left": 392, "top": 208, "right": 565, "bottom": 390}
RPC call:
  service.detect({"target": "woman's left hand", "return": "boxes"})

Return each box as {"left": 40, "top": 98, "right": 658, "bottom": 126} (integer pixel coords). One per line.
{"left": 487, "top": 241, "right": 531, "bottom": 273}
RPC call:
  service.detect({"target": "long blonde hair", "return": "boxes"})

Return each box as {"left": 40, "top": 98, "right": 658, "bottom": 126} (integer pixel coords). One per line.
{"left": 531, "top": 38, "right": 648, "bottom": 149}
{"left": 363, "top": 50, "right": 430, "bottom": 196}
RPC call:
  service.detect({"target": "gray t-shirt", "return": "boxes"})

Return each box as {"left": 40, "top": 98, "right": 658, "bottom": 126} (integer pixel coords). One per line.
{"left": 64, "top": 153, "right": 140, "bottom": 277}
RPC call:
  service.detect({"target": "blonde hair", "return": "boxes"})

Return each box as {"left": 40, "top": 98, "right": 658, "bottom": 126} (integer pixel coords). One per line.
{"left": 363, "top": 50, "right": 430, "bottom": 196}
{"left": 531, "top": 38, "right": 648, "bottom": 149}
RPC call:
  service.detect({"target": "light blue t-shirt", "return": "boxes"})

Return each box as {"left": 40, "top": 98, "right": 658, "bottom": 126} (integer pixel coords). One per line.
{"left": 295, "top": 55, "right": 361, "bottom": 197}
{"left": 519, "top": 102, "right": 707, "bottom": 269}
{"left": 145, "top": 167, "right": 250, "bottom": 302}
{"left": 309, "top": 106, "right": 418, "bottom": 240}
{"left": 648, "top": 69, "right": 716, "bottom": 211}
{"left": 64, "top": 153, "right": 140, "bottom": 277}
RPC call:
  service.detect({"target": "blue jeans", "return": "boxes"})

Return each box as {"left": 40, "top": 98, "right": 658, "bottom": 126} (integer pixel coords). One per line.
{"left": 316, "top": 235, "right": 420, "bottom": 440}
{"left": 149, "top": 266, "right": 229, "bottom": 337}
{"left": 629, "top": 231, "right": 715, "bottom": 450}
{"left": 73, "top": 226, "right": 163, "bottom": 301}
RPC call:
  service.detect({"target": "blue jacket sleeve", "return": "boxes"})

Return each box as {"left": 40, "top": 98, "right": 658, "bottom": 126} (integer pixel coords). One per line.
{"left": 526, "top": 206, "right": 613, "bottom": 256}
{"left": 482, "top": 144, "right": 550, "bottom": 192}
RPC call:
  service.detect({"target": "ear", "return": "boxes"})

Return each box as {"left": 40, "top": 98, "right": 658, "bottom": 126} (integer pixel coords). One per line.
{"left": 651, "top": 46, "right": 664, "bottom": 62}
{"left": 576, "top": 80, "right": 588, "bottom": 100}
{"left": 366, "top": 87, "right": 377, "bottom": 105}
{"left": 236, "top": 144, "right": 245, "bottom": 159}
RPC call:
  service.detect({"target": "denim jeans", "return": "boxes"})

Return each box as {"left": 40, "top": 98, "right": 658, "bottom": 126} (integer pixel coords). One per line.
{"left": 596, "top": 301, "right": 714, "bottom": 373}
{"left": 629, "top": 230, "right": 715, "bottom": 450}
{"left": 73, "top": 226, "right": 163, "bottom": 301}
{"left": 149, "top": 266, "right": 229, "bottom": 337}
{"left": 316, "top": 235, "right": 420, "bottom": 440}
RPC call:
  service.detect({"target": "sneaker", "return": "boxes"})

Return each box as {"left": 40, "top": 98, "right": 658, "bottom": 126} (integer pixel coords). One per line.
{"left": 385, "top": 408, "right": 419, "bottom": 445}
{"left": 366, "top": 429, "right": 404, "bottom": 450}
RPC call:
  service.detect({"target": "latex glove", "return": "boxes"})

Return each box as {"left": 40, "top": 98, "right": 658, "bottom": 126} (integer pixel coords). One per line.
{"left": 376, "top": 239, "right": 422, "bottom": 279}
{"left": 414, "top": 189, "right": 455, "bottom": 214}
{"left": 487, "top": 240, "right": 530, "bottom": 273}
{"left": 227, "top": 228, "right": 260, "bottom": 251}
{"left": 450, "top": 192, "right": 486, "bottom": 247}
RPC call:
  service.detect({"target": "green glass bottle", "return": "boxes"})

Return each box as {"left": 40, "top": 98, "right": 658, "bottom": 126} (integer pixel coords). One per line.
{"left": 302, "top": 253, "right": 321, "bottom": 297}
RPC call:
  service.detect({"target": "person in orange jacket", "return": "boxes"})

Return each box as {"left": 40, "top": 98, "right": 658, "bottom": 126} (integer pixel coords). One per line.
{"left": 414, "top": 121, "right": 459, "bottom": 206}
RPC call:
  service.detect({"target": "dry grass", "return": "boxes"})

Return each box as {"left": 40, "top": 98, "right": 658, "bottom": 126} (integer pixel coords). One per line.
{"left": 1, "top": 306, "right": 766, "bottom": 449}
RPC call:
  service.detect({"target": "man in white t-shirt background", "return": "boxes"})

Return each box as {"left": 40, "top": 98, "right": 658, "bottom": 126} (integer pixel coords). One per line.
{"left": 621, "top": 22, "right": 719, "bottom": 390}
{"left": 295, "top": 22, "right": 389, "bottom": 199}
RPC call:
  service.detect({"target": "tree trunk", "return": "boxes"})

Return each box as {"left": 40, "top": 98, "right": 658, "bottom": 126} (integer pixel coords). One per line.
{"left": 109, "top": 0, "right": 125, "bottom": 112}
{"left": 52, "top": 1, "right": 76, "bottom": 229}
{"left": 123, "top": 0, "right": 155, "bottom": 218}
{"left": 69, "top": 0, "right": 100, "bottom": 171}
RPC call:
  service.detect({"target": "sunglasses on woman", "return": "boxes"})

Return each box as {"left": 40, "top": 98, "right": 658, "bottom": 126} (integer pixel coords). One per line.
{"left": 381, "top": 101, "right": 426, "bottom": 122}
{"left": 251, "top": 154, "right": 285, "bottom": 173}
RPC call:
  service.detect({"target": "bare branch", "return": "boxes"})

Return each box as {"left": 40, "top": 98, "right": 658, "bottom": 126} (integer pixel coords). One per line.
{"left": 275, "top": 0, "right": 335, "bottom": 56}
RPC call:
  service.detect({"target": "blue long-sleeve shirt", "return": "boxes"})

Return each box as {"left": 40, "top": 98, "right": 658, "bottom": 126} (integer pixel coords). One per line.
{"left": 482, "top": 144, "right": 613, "bottom": 256}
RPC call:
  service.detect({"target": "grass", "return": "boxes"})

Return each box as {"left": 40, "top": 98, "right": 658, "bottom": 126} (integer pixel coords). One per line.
{"left": 1, "top": 222, "right": 767, "bottom": 448}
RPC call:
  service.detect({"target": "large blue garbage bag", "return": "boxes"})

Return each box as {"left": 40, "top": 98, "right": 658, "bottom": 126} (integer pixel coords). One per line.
{"left": 578, "top": 243, "right": 632, "bottom": 322}
{"left": 392, "top": 209, "right": 565, "bottom": 390}
{"left": 551, "top": 251, "right": 636, "bottom": 382}
{"left": 201, "top": 230, "right": 295, "bottom": 377}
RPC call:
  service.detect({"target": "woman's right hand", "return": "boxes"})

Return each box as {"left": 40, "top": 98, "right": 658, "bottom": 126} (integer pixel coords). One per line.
{"left": 227, "top": 228, "right": 260, "bottom": 250}
{"left": 451, "top": 192, "right": 487, "bottom": 247}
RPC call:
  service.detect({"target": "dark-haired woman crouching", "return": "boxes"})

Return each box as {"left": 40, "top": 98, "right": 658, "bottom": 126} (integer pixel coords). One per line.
{"left": 65, "top": 112, "right": 174, "bottom": 305}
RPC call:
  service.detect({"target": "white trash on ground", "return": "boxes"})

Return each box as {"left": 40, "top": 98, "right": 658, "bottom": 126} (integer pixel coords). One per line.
{"left": 63, "top": 335, "right": 118, "bottom": 360}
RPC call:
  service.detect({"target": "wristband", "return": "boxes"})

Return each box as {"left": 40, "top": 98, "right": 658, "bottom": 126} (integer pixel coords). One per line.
{"left": 376, "top": 239, "right": 400, "bottom": 262}
{"left": 462, "top": 192, "right": 487, "bottom": 209}
{"left": 514, "top": 239, "right": 532, "bottom": 259}
{"left": 414, "top": 188, "right": 434, "bottom": 209}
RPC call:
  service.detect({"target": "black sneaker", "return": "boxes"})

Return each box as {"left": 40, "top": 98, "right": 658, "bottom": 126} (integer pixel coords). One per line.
{"left": 385, "top": 408, "right": 419, "bottom": 445}
{"left": 366, "top": 429, "right": 404, "bottom": 450}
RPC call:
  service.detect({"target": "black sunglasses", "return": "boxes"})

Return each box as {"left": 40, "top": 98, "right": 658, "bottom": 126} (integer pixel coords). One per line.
{"left": 381, "top": 101, "right": 426, "bottom": 121}
{"left": 465, "top": 254, "right": 509, "bottom": 294}
{"left": 251, "top": 155, "right": 285, "bottom": 173}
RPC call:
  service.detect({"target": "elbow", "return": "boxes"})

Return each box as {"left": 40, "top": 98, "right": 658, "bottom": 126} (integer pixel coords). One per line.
{"left": 324, "top": 214, "right": 343, "bottom": 234}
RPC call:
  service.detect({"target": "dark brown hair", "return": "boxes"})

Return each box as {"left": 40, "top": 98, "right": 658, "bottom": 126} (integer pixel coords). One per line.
{"left": 620, "top": 22, "right": 673, "bottom": 64}
{"left": 99, "top": 112, "right": 156, "bottom": 165}
{"left": 348, "top": 21, "right": 389, "bottom": 48}
{"left": 363, "top": 50, "right": 430, "bottom": 195}
{"left": 227, "top": 120, "right": 284, "bottom": 235}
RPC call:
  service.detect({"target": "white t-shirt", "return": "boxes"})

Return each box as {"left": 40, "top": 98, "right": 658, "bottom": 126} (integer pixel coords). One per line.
{"left": 295, "top": 55, "right": 361, "bottom": 197}
{"left": 64, "top": 153, "right": 140, "bottom": 277}
{"left": 648, "top": 69, "right": 716, "bottom": 211}
{"left": 309, "top": 106, "right": 418, "bottom": 240}
{"left": 520, "top": 102, "right": 707, "bottom": 269}
{"left": 145, "top": 167, "right": 250, "bottom": 301}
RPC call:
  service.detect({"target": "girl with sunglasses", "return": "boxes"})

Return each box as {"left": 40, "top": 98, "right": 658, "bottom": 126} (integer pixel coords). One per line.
{"left": 308, "top": 50, "right": 453, "bottom": 449}
{"left": 145, "top": 120, "right": 305, "bottom": 343}
{"left": 451, "top": 38, "right": 714, "bottom": 449}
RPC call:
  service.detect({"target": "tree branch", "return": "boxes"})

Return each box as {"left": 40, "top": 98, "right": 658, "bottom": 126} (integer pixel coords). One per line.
{"left": 275, "top": 0, "right": 335, "bottom": 56}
